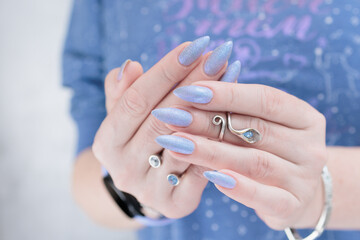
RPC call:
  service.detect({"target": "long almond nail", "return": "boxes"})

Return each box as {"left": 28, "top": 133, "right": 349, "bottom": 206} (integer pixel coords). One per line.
{"left": 178, "top": 36, "right": 210, "bottom": 66}
{"left": 117, "top": 59, "right": 131, "bottom": 81}
{"left": 155, "top": 135, "right": 195, "bottom": 154}
{"left": 204, "top": 41, "right": 233, "bottom": 76}
{"left": 173, "top": 85, "right": 213, "bottom": 104}
{"left": 203, "top": 171, "right": 236, "bottom": 189}
{"left": 220, "top": 60, "right": 241, "bottom": 83}
{"left": 152, "top": 108, "right": 192, "bottom": 127}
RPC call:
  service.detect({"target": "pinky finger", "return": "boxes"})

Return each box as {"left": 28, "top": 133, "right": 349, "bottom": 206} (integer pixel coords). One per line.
{"left": 105, "top": 60, "right": 143, "bottom": 112}
{"left": 206, "top": 169, "right": 300, "bottom": 220}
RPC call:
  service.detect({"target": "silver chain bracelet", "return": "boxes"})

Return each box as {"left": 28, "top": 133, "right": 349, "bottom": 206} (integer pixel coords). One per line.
{"left": 285, "top": 166, "right": 333, "bottom": 240}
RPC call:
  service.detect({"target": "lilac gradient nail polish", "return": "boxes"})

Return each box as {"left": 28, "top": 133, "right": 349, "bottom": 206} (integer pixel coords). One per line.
{"left": 179, "top": 36, "right": 210, "bottom": 66}
{"left": 204, "top": 41, "right": 233, "bottom": 76}
{"left": 155, "top": 135, "right": 194, "bottom": 154}
{"left": 117, "top": 59, "right": 131, "bottom": 80}
{"left": 152, "top": 108, "right": 193, "bottom": 127}
{"left": 173, "top": 85, "right": 213, "bottom": 104}
{"left": 220, "top": 60, "right": 241, "bottom": 83}
{"left": 203, "top": 171, "right": 236, "bottom": 189}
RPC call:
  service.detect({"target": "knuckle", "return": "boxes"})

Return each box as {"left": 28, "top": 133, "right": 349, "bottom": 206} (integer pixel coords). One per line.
{"left": 248, "top": 150, "right": 272, "bottom": 180}
{"left": 273, "top": 197, "right": 292, "bottom": 218}
{"left": 119, "top": 87, "right": 148, "bottom": 117}
{"left": 260, "top": 86, "right": 282, "bottom": 117}
{"left": 159, "top": 64, "right": 179, "bottom": 84}
{"left": 147, "top": 116, "right": 170, "bottom": 136}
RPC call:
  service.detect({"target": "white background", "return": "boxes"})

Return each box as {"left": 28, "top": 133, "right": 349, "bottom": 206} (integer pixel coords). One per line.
{"left": 0, "top": 1, "right": 136, "bottom": 239}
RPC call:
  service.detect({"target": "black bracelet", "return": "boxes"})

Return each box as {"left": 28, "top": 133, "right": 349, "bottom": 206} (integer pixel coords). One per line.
{"left": 103, "top": 174, "right": 144, "bottom": 218}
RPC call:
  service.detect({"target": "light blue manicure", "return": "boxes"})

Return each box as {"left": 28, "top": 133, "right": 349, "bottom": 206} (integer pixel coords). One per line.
{"left": 152, "top": 108, "right": 193, "bottom": 127}
{"left": 117, "top": 59, "right": 130, "bottom": 80}
{"left": 179, "top": 36, "right": 210, "bottom": 66}
{"left": 203, "top": 171, "right": 236, "bottom": 189}
{"left": 204, "top": 41, "right": 233, "bottom": 76}
{"left": 220, "top": 60, "right": 241, "bottom": 83}
{"left": 173, "top": 85, "right": 213, "bottom": 104}
{"left": 155, "top": 135, "right": 195, "bottom": 154}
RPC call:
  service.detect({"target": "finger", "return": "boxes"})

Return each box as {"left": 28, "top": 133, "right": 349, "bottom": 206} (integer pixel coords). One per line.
{"left": 207, "top": 169, "right": 299, "bottom": 219}
{"left": 104, "top": 60, "right": 143, "bottom": 112}
{"left": 169, "top": 164, "right": 209, "bottom": 216}
{"left": 156, "top": 107, "right": 306, "bottom": 163}
{"left": 159, "top": 133, "right": 299, "bottom": 190}
{"left": 129, "top": 41, "right": 234, "bottom": 158}
{"left": 111, "top": 36, "right": 211, "bottom": 144}
{"left": 173, "top": 81, "right": 323, "bottom": 129}
{"left": 136, "top": 149, "right": 208, "bottom": 219}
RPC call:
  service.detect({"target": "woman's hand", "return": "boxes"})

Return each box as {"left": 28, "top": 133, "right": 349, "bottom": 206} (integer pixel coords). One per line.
{"left": 153, "top": 81, "right": 327, "bottom": 229}
{"left": 93, "top": 37, "right": 236, "bottom": 219}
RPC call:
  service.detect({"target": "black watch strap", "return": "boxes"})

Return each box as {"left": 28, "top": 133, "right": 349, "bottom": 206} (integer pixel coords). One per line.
{"left": 103, "top": 175, "right": 144, "bottom": 218}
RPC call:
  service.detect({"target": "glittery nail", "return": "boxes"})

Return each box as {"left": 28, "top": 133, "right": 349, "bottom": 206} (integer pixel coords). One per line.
{"left": 220, "top": 60, "right": 241, "bottom": 83}
{"left": 173, "top": 85, "right": 213, "bottom": 104}
{"left": 204, "top": 41, "right": 233, "bottom": 76}
{"left": 203, "top": 171, "right": 236, "bottom": 189}
{"left": 117, "top": 59, "right": 131, "bottom": 81}
{"left": 155, "top": 135, "right": 195, "bottom": 154}
{"left": 178, "top": 36, "right": 210, "bottom": 66}
{"left": 152, "top": 108, "right": 193, "bottom": 127}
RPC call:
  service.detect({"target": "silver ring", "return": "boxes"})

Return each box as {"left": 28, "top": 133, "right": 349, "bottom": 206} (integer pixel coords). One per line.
{"left": 227, "top": 112, "right": 262, "bottom": 144}
{"left": 167, "top": 174, "right": 180, "bottom": 186}
{"left": 149, "top": 154, "right": 162, "bottom": 168}
{"left": 212, "top": 115, "right": 227, "bottom": 142}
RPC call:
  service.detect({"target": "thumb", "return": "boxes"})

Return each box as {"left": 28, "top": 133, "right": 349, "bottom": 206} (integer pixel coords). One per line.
{"left": 105, "top": 60, "right": 143, "bottom": 112}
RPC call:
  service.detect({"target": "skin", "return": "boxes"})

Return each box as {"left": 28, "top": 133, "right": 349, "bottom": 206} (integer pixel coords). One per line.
{"left": 165, "top": 81, "right": 360, "bottom": 230}
{"left": 89, "top": 41, "right": 227, "bottom": 225}
{"left": 73, "top": 41, "right": 360, "bottom": 231}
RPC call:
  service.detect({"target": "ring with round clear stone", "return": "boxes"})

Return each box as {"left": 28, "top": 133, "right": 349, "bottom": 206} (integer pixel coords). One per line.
{"left": 167, "top": 174, "right": 180, "bottom": 186}
{"left": 149, "top": 154, "right": 162, "bottom": 168}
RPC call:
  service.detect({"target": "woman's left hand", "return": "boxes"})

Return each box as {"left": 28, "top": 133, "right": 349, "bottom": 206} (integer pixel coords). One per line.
{"left": 153, "top": 81, "right": 328, "bottom": 230}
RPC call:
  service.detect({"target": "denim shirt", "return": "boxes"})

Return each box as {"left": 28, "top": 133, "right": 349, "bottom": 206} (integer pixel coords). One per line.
{"left": 63, "top": 0, "right": 360, "bottom": 239}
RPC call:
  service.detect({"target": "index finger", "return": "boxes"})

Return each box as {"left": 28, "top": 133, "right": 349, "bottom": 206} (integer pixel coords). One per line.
{"left": 173, "top": 81, "right": 323, "bottom": 129}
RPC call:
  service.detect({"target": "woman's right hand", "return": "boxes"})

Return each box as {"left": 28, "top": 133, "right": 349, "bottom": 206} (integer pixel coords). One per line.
{"left": 92, "top": 37, "right": 235, "bottom": 218}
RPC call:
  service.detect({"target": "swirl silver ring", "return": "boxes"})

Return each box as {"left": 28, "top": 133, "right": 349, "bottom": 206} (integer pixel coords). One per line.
{"left": 149, "top": 154, "right": 162, "bottom": 168}
{"left": 227, "top": 112, "right": 262, "bottom": 144}
{"left": 212, "top": 115, "right": 227, "bottom": 142}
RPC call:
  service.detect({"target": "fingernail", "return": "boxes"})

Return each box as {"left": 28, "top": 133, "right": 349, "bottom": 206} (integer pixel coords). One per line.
{"left": 203, "top": 171, "right": 236, "bottom": 189}
{"left": 173, "top": 85, "right": 213, "bottom": 104}
{"left": 204, "top": 41, "right": 233, "bottom": 76}
{"left": 117, "top": 59, "right": 131, "bottom": 80}
{"left": 179, "top": 36, "right": 210, "bottom": 66}
{"left": 152, "top": 108, "right": 193, "bottom": 127}
{"left": 155, "top": 135, "right": 194, "bottom": 154}
{"left": 220, "top": 60, "right": 241, "bottom": 83}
